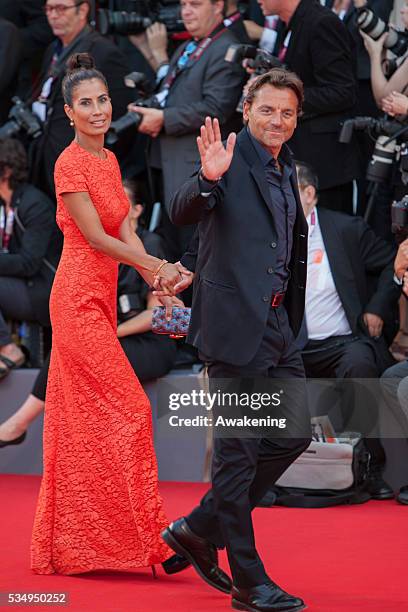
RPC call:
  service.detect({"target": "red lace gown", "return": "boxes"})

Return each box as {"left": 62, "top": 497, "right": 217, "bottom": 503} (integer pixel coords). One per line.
{"left": 31, "top": 141, "right": 171, "bottom": 574}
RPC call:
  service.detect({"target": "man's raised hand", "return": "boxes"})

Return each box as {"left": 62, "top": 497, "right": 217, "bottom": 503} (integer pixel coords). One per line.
{"left": 197, "top": 117, "right": 236, "bottom": 181}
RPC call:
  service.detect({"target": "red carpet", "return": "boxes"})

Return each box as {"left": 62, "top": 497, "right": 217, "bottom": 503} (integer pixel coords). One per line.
{"left": 0, "top": 475, "right": 405, "bottom": 612}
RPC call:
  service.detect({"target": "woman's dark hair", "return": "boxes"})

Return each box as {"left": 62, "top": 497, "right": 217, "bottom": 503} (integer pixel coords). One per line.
{"left": 0, "top": 138, "right": 28, "bottom": 189}
{"left": 62, "top": 53, "right": 109, "bottom": 106}
{"left": 122, "top": 178, "right": 145, "bottom": 208}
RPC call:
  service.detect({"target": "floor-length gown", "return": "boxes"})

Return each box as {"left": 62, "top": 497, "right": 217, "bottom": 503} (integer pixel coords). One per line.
{"left": 31, "top": 141, "right": 171, "bottom": 574}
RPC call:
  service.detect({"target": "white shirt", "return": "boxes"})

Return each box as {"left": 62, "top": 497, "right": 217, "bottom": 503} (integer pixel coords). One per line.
{"left": 305, "top": 208, "right": 352, "bottom": 340}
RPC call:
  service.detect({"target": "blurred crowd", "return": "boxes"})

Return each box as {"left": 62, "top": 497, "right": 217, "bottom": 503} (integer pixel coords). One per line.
{"left": 1, "top": 0, "right": 408, "bottom": 502}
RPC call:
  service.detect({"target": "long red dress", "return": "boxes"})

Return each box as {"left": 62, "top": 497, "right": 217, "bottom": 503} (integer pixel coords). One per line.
{"left": 31, "top": 141, "right": 171, "bottom": 574}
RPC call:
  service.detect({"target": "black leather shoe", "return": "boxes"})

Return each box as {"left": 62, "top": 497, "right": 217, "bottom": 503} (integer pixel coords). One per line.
{"left": 231, "top": 582, "right": 306, "bottom": 612}
{"left": 397, "top": 485, "right": 408, "bottom": 505}
{"left": 162, "top": 517, "right": 232, "bottom": 593}
{"left": 366, "top": 471, "right": 394, "bottom": 500}
{"left": 0, "top": 431, "right": 26, "bottom": 448}
{"left": 162, "top": 553, "right": 191, "bottom": 575}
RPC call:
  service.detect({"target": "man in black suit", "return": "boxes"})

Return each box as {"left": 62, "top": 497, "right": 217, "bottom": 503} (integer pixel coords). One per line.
{"left": 258, "top": 0, "right": 360, "bottom": 214}
{"left": 29, "top": 0, "right": 132, "bottom": 198}
{"left": 161, "top": 69, "right": 311, "bottom": 612}
{"left": 295, "top": 161, "right": 400, "bottom": 499}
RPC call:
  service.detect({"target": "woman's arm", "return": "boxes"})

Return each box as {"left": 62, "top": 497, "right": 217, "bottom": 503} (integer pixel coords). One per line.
{"left": 117, "top": 292, "right": 161, "bottom": 338}
{"left": 117, "top": 293, "right": 184, "bottom": 337}
{"left": 362, "top": 31, "right": 408, "bottom": 104}
{"left": 62, "top": 191, "right": 180, "bottom": 292}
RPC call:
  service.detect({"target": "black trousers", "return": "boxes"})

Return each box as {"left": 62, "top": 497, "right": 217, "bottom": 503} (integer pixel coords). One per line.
{"left": 186, "top": 306, "right": 311, "bottom": 588}
{"left": 31, "top": 332, "right": 178, "bottom": 401}
{"left": 302, "top": 335, "right": 386, "bottom": 469}
{"left": 0, "top": 276, "right": 36, "bottom": 346}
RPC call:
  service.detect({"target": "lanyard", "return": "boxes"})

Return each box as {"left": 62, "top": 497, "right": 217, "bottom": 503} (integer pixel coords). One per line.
{"left": 223, "top": 11, "right": 242, "bottom": 28}
{"left": 162, "top": 21, "right": 229, "bottom": 92}
{"left": 278, "top": 30, "right": 292, "bottom": 63}
{"left": 0, "top": 205, "right": 14, "bottom": 252}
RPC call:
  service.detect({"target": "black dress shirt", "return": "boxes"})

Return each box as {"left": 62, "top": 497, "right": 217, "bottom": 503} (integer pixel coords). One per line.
{"left": 247, "top": 128, "right": 297, "bottom": 293}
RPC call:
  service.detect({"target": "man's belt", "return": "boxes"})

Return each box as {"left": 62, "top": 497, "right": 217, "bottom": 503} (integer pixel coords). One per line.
{"left": 271, "top": 292, "right": 285, "bottom": 308}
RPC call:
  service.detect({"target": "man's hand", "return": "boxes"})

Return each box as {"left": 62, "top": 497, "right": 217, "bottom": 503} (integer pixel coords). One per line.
{"left": 403, "top": 271, "right": 408, "bottom": 297}
{"left": 363, "top": 312, "right": 384, "bottom": 338}
{"left": 394, "top": 238, "right": 408, "bottom": 279}
{"left": 197, "top": 116, "right": 236, "bottom": 181}
{"left": 128, "top": 105, "right": 164, "bottom": 137}
{"left": 382, "top": 91, "right": 408, "bottom": 117}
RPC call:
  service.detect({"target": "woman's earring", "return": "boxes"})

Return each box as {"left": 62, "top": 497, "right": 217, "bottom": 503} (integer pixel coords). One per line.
{"left": 69, "top": 120, "right": 74, "bottom": 127}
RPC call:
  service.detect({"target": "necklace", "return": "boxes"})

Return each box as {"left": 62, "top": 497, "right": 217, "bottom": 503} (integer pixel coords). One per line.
{"left": 75, "top": 139, "right": 106, "bottom": 160}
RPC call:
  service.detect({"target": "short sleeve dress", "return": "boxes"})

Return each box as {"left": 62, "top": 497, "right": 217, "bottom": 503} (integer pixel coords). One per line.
{"left": 31, "top": 141, "right": 171, "bottom": 574}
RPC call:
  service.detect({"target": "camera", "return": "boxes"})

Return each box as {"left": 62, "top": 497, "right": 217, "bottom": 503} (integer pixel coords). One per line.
{"left": 0, "top": 97, "right": 42, "bottom": 140}
{"left": 98, "top": 0, "right": 184, "bottom": 36}
{"left": 357, "top": 7, "right": 408, "bottom": 76}
{"left": 391, "top": 195, "right": 408, "bottom": 242}
{"left": 339, "top": 116, "right": 408, "bottom": 183}
{"left": 105, "top": 72, "right": 161, "bottom": 145}
{"left": 225, "top": 44, "right": 283, "bottom": 112}
{"left": 225, "top": 44, "right": 283, "bottom": 73}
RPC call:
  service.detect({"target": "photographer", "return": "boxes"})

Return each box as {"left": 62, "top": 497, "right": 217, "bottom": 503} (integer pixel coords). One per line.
{"left": 361, "top": 1, "right": 408, "bottom": 108}
{"left": 0, "top": 18, "right": 22, "bottom": 124}
{"left": 0, "top": 1, "right": 54, "bottom": 98}
{"left": 257, "top": 0, "right": 360, "bottom": 214}
{"left": 0, "top": 138, "right": 61, "bottom": 380}
{"left": 378, "top": 241, "right": 408, "bottom": 506}
{"left": 128, "top": 0, "right": 246, "bottom": 259}
{"left": 28, "top": 0, "right": 133, "bottom": 199}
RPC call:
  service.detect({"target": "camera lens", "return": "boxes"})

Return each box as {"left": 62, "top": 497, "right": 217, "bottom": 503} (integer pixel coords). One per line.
{"left": 357, "top": 8, "right": 387, "bottom": 40}
{"left": 105, "top": 111, "right": 142, "bottom": 146}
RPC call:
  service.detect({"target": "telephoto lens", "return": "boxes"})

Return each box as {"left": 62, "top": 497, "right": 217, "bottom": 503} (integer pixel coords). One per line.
{"left": 357, "top": 8, "right": 387, "bottom": 40}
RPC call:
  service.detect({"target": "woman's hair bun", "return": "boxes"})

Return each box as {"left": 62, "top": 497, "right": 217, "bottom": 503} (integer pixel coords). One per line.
{"left": 66, "top": 52, "right": 95, "bottom": 73}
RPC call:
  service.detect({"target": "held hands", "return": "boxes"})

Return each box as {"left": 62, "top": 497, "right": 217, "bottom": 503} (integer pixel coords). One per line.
{"left": 153, "top": 261, "right": 194, "bottom": 296}
{"left": 197, "top": 117, "right": 236, "bottom": 181}
{"left": 382, "top": 91, "right": 408, "bottom": 116}
{"left": 403, "top": 271, "right": 408, "bottom": 297}
{"left": 363, "top": 312, "right": 384, "bottom": 338}
{"left": 394, "top": 238, "right": 408, "bottom": 279}
{"left": 153, "top": 261, "right": 182, "bottom": 297}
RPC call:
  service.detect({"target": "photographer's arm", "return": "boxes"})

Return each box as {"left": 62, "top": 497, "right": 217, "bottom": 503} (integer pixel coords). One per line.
{"left": 129, "top": 23, "right": 169, "bottom": 72}
{"left": 360, "top": 31, "right": 408, "bottom": 105}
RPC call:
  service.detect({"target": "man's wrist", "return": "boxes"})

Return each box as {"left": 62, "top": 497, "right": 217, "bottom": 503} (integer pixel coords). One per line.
{"left": 198, "top": 169, "right": 221, "bottom": 196}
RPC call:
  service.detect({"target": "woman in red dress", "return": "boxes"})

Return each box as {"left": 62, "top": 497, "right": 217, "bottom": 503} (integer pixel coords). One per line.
{"left": 31, "top": 53, "right": 180, "bottom": 575}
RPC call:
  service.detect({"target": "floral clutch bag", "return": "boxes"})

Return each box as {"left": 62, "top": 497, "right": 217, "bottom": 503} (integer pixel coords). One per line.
{"left": 152, "top": 306, "right": 191, "bottom": 339}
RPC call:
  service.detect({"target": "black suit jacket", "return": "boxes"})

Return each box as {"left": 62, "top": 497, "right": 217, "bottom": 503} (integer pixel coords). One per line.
{"left": 170, "top": 128, "right": 308, "bottom": 366}
{"left": 30, "top": 28, "right": 133, "bottom": 198}
{"left": 0, "top": 184, "right": 62, "bottom": 326}
{"left": 317, "top": 207, "right": 400, "bottom": 345}
{"left": 0, "top": 18, "right": 22, "bottom": 123}
{"left": 281, "top": 0, "right": 360, "bottom": 190}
